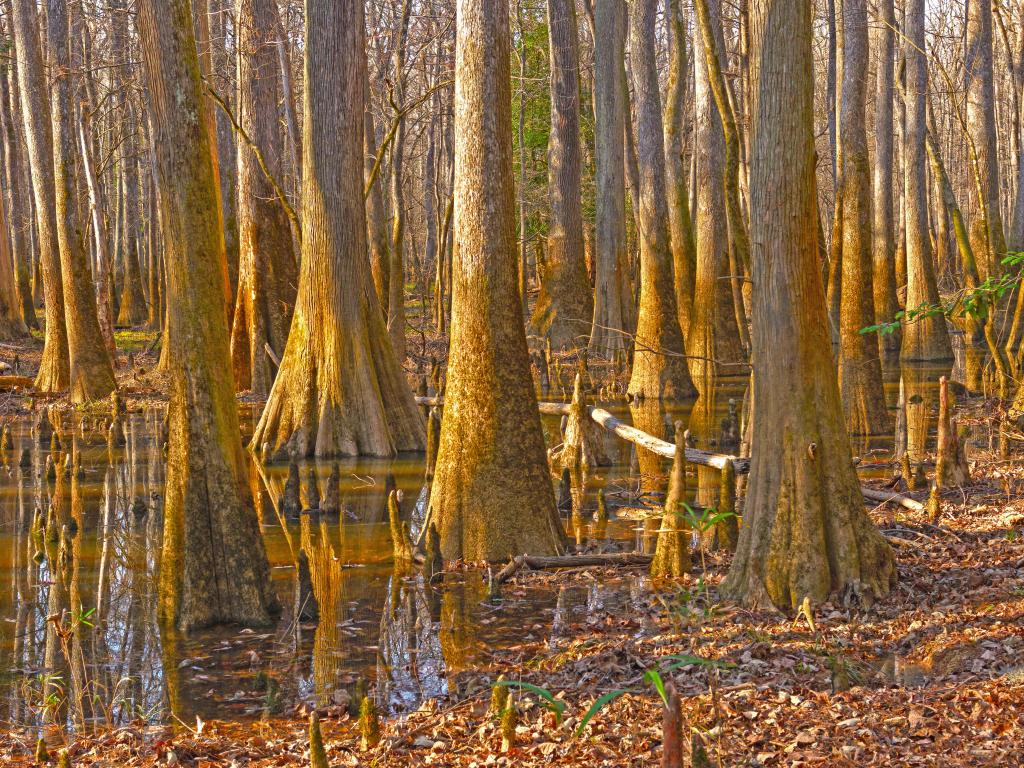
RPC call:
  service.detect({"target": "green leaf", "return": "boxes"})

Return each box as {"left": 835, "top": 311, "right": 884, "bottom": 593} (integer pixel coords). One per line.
{"left": 644, "top": 668, "right": 668, "bottom": 706}
{"left": 494, "top": 680, "right": 566, "bottom": 723}
{"left": 574, "top": 689, "right": 633, "bottom": 737}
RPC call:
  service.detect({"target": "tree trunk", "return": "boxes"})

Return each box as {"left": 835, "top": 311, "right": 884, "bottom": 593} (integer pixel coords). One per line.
{"left": 230, "top": 0, "right": 299, "bottom": 395}
{"left": 10, "top": 0, "right": 71, "bottom": 391}
{"left": 365, "top": 72, "right": 390, "bottom": 315}
{"left": 900, "top": 0, "right": 952, "bottom": 362}
{"left": 530, "top": 0, "right": 593, "bottom": 350}
{"left": 588, "top": 0, "right": 633, "bottom": 360}
{"left": 722, "top": 0, "right": 895, "bottom": 610}
{"left": 137, "top": 0, "right": 276, "bottom": 630}
{"left": 250, "top": 0, "right": 426, "bottom": 459}
{"left": 663, "top": 0, "right": 696, "bottom": 339}
{"left": 690, "top": 0, "right": 746, "bottom": 388}
{"left": 424, "top": 0, "right": 564, "bottom": 562}
{"left": 872, "top": 0, "right": 900, "bottom": 357}
{"left": 626, "top": 0, "right": 695, "bottom": 400}
{"left": 387, "top": 0, "right": 412, "bottom": 363}
{"left": 46, "top": 0, "right": 117, "bottom": 401}
{"left": 836, "top": 0, "right": 890, "bottom": 435}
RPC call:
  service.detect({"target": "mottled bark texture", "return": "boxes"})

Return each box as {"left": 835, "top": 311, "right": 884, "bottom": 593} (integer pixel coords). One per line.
{"left": 138, "top": 0, "right": 276, "bottom": 630}
{"left": 588, "top": 0, "right": 633, "bottom": 359}
{"left": 900, "top": 0, "right": 952, "bottom": 362}
{"left": 424, "top": 0, "right": 564, "bottom": 562}
{"left": 10, "top": 0, "right": 70, "bottom": 391}
{"left": 690, "top": 0, "right": 745, "bottom": 388}
{"left": 530, "top": 0, "right": 593, "bottom": 350}
{"left": 230, "top": 0, "right": 298, "bottom": 395}
{"left": 626, "top": 0, "right": 695, "bottom": 400}
{"left": 836, "top": 0, "right": 889, "bottom": 435}
{"left": 722, "top": 0, "right": 895, "bottom": 610}
{"left": 48, "top": 0, "right": 117, "bottom": 402}
{"left": 663, "top": 0, "right": 695, "bottom": 338}
{"left": 250, "top": 0, "right": 425, "bottom": 459}
{"left": 871, "top": 0, "right": 900, "bottom": 357}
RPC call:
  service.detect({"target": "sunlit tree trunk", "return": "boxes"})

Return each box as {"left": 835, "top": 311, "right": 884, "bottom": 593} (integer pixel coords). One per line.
{"left": 138, "top": 0, "right": 276, "bottom": 630}
{"left": 722, "top": 0, "right": 895, "bottom": 610}
{"left": 365, "top": 71, "right": 391, "bottom": 314}
{"left": 626, "top": 0, "right": 695, "bottom": 400}
{"left": 872, "top": 0, "right": 900, "bottom": 357}
{"left": 424, "top": 0, "right": 564, "bottom": 562}
{"left": 229, "top": 0, "right": 298, "bottom": 395}
{"left": 663, "top": 0, "right": 695, "bottom": 339}
{"left": 530, "top": 0, "right": 593, "bottom": 350}
{"left": 588, "top": 0, "right": 633, "bottom": 360}
{"left": 900, "top": 0, "right": 952, "bottom": 362}
{"left": 10, "top": 0, "right": 70, "bottom": 391}
{"left": 250, "top": 0, "right": 425, "bottom": 459}
{"left": 690, "top": 0, "right": 745, "bottom": 388}
{"left": 46, "top": 0, "right": 117, "bottom": 401}
{"left": 836, "top": 0, "right": 889, "bottom": 435}
{"left": 387, "top": 0, "right": 412, "bottom": 362}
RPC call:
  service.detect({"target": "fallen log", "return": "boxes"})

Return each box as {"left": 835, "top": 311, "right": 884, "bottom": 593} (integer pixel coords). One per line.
{"left": 494, "top": 552, "right": 655, "bottom": 584}
{"left": 860, "top": 487, "right": 926, "bottom": 513}
{"left": 0, "top": 376, "right": 33, "bottom": 390}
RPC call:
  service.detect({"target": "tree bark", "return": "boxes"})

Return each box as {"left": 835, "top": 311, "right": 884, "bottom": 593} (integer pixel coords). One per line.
{"left": 900, "top": 0, "right": 952, "bottom": 362}
{"left": 424, "top": 0, "right": 564, "bottom": 562}
{"left": 386, "top": 0, "right": 412, "bottom": 362}
{"left": 626, "top": 0, "right": 695, "bottom": 400}
{"left": 836, "top": 0, "right": 890, "bottom": 435}
{"left": 530, "top": 0, "right": 593, "bottom": 350}
{"left": 250, "top": 0, "right": 426, "bottom": 459}
{"left": 588, "top": 0, "right": 633, "bottom": 360}
{"left": 872, "top": 0, "right": 900, "bottom": 357}
{"left": 10, "top": 0, "right": 70, "bottom": 391}
{"left": 138, "top": 0, "right": 276, "bottom": 630}
{"left": 722, "top": 0, "right": 895, "bottom": 610}
{"left": 230, "top": 0, "right": 299, "bottom": 395}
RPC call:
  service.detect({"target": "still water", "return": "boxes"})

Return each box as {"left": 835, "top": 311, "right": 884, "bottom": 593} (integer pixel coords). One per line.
{"left": 0, "top": 362, "right": 960, "bottom": 732}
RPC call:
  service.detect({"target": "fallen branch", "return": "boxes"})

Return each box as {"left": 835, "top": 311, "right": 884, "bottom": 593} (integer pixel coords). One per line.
{"left": 494, "top": 552, "right": 654, "bottom": 584}
{"left": 861, "top": 487, "right": 926, "bottom": 513}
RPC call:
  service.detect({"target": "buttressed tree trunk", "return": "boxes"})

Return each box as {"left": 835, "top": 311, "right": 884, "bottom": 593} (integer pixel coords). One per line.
{"left": 836, "top": 0, "right": 890, "bottom": 435}
{"left": 872, "top": 0, "right": 900, "bottom": 358}
{"left": 722, "top": 0, "right": 895, "bottom": 611}
{"left": 530, "top": 0, "right": 593, "bottom": 350}
{"left": 138, "top": 0, "right": 276, "bottom": 630}
{"left": 230, "top": 0, "right": 298, "bottom": 395}
{"left": 689, "top": 0, "right": 745, "bottom": 389}
{"left": 424, "top": 0, "right": 564, "bottom": 562}
{"left": 663, "top": 0, "right": 696, "bottom": 338}
{"left": 900, "top": 0, "right": 952, "bottom": 363}
{"left": 10, "top": 0, "right": 70, "bottom": 392}
{"left": 626, "top": 0, "right": 695, "bottom": 400}
{"left": 250, "top": 0, "right": 425, "bottom": 459}
{"left": 48, "top": 0, "right": 117, "bottom": 402}
{"left": 588, "top": 0, "right": 633, "bottom": 360}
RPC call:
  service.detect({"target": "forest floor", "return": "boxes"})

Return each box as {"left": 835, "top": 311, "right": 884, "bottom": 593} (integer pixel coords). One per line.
{"left": 2, "top": 331, "right": 1023, "bottom": 765}
{"left": 2, "top": 404, "right": 1024, "bottom": 765}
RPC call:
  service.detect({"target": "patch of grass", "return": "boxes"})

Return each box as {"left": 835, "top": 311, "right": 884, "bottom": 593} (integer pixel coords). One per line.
{"left": 114, "top": 329, "right": 156, "bottom": 353}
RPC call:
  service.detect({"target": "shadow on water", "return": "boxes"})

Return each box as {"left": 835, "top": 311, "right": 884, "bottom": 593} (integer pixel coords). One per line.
{"left": 0, "top": 364, "right": 960, "bottom": 730}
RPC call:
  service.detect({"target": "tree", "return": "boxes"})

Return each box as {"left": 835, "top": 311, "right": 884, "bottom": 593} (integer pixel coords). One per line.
{"left": 588, "top": 0, "right": 633, "bottom": 360}
{"left": 690, "top": 0, "right": 745, "bottom": 388}
{"left": 48, "top": 0, "right": 117, "bottom": 402}
{"left": 626, "top": 0, "right": 695, "bottom": 400}
{"left": 900, "top": 0, "right": 952, "bottom": 362}
{"left": 250, "top": 0, "right": 425, "bottom": 459}
{"left": 138, "top": 0, "right": 276, "bottom": 630}
{"left": 423, "top": 0, "right": 564, "bottom": 562}
{"left": 663, "top": 0, "right": 695, "bottom": 338}
{"left": 10, "top": 0, "right": 70, "bottom": 392}
{"left": 387, "top": 0, "right": 412, "bottom": 362}
{"left": 872, "top": 0, "right": 900, "bottom": 357}
{"left": 230, "top": 0, "right": 299, "bottom": 395}
{"left": 722, "top": 0, "right": 895, "bottom": 610}
{"left": 530, "top": 0, "right": 593, "bottom": 350}
{"left": 836, "top": 0, "right": 890, "bottom": 435}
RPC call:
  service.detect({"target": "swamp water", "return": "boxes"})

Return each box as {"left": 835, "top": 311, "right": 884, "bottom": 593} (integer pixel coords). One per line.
{"left": 0, "top": 362, "right": 965, "bottom": 732}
